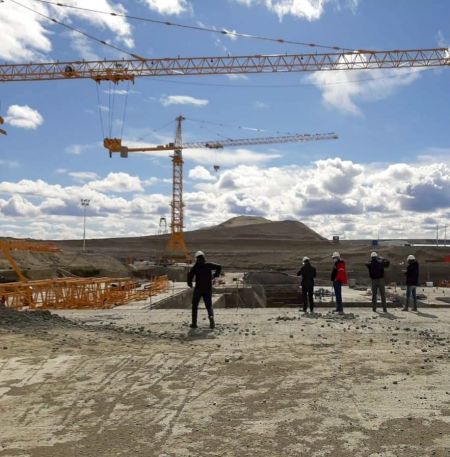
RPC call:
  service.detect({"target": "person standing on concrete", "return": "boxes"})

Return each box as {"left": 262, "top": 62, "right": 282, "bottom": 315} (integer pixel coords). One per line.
{"left": 187, "top": 251, "right": 222, "bottom": 329}
{"left": 366, "top": 252, "right": 390, "bottom": 312}
{"left": 297, "top": 256, "right": 317, "bottom": 313}
{"left": 331, "top": 252, "right": 347, "bottom": 314}
{"left": 403, "top": 255, "right": 419, "bottom": 311}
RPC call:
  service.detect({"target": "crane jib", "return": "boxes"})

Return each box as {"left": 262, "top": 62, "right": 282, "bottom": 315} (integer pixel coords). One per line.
{"left": 0, "top": 49, "right": 449, "bottom": 82}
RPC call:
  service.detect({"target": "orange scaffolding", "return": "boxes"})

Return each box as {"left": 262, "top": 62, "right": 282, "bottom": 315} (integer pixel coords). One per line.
{"left": 0, "top": 275, "right": 169, "bottom": 310}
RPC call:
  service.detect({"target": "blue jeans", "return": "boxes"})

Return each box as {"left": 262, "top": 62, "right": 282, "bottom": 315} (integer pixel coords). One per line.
{"left": 406, "top": 286, "right": 417, "bottom": 309}
{"left": 333, "top": 281, "right": 343, "bottom": 312}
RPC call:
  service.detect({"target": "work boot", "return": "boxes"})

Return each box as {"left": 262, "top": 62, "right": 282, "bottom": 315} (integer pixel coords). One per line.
{"left": 372, "top": 307, "right": 377, "bottom": 312}
{"left": 412, "top": 306, "right": 418, "bottom": 312}
{"left": 209, "top": 316, "right": 215, "bottom": 329}
{"left": 190, "top": 323, "right": 198, "bottom": 329}
{"left": 402, "top": 306, "right": 409, "bottom": 311}
{"left": 303, "top": 307, "right": 307, "bottom": 313}
{"left": 383, "top": 307, "right": 387, "bottom": 313}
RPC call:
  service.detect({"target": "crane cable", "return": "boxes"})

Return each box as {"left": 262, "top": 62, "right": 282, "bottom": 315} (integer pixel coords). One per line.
{"left": 25, "top": 0, "right": 354, "bottom": 53}
{"left": 186, "top": 117, "right": 296, "bottom": 137}
{"left": 6, "top": 0, "right": 145, "bottom": 60}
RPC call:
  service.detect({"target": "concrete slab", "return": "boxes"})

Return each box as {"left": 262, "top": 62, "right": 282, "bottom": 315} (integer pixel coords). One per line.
{"left": 1, "top": 307, "right": 450, "bottom": 456}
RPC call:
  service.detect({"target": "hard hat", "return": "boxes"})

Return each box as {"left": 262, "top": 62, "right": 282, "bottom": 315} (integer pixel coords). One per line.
{"left": 195, "top": 251, "right": 205, "bottom": 258}
{"left": 371, "top": 252, "right": 378, "bottom": 258}
{"left": 332, "top": 251, "right": 340, "bottom": 258}
{"left": 302, "top": 256, "right": 310, "bottom": 262}
{"left": 407, "top": 254, "right": 415, "bottom": 261}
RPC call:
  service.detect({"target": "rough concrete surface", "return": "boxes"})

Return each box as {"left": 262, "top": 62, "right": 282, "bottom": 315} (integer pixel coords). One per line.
{"left": 1, "top": 306, "right": 450, "bottom": 456}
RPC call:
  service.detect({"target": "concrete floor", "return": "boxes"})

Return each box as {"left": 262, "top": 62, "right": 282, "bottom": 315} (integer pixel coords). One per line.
{"left": 1, "top": 306, "right": 450, "bottom": 456}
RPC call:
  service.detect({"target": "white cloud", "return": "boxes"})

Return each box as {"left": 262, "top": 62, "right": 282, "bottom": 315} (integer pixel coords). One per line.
{"left": 1, "top": 157, "right": 449, "bottom": 240}
{"left": 254, "top": 101, "right": 268, "bottom": 109}
{"left": 0, "top": 160, "right": 20, "bottom": 168}
{"left": 160, "top": 95, "right": 209, "bottom": 107}
{"left": 188, "top": 166, "right": 217, "bottom": 182}
{"left": 5, "top": 105, "right": 43, "bottom": 129}
{"left": 231, "top": 0, "right": 359, "bottom": 21}
{"left": 0, "top": 0, "right": 133, "bottom": 63}
{"left": 226, "top": 74, "right": 249, "bottom": 80}
{"left": 88, "top": 172, "right": 146, "bottom": 193}
{"left": 183, "top": 148, "right": 281, "bottom": 166}
{"left": 68, "top": 31, "right": 100, "bottom": 61}
{"left": 308, "top": 65, "right": 422, "bottom": 116}
{"left": 69, "top": 171, "right": 100, "bottom": 182}
{"left": 143, "top": 0, "right": 192, "bottom": 15}
{"left": 65, "top": 143, "right": 98, "bottom": 155}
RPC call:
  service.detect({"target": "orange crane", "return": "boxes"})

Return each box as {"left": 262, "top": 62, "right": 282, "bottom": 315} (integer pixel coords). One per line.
{"left": 0, "top": 48, "right": 448, "bottom": 83}
{"left": 103, "top": 116, "right": 338, "bottom": 262}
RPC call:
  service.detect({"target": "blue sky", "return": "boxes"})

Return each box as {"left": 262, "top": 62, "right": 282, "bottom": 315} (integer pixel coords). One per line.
{"left": 0, "top": 0, "right": 449, "bottom": 241}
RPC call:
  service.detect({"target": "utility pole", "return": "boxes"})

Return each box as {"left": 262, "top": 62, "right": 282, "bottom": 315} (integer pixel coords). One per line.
{"left": 436, "top": 224, "right": 439, "bottom": 247}
{"left": 81, "top": 199, "right": 90, "bottom": 252}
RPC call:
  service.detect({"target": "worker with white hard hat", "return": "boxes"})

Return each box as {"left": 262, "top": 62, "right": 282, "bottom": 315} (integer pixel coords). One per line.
{"left": 403, "top": 254, "right": 419, "bottom": 311}
{"left": 366, "top": 252, "right": 390, "bottom": 312}
{"left": 297, "top": 256, "right": 317, "bottom": 313}
{"left": 330, "top": 252, "right": 347, "bottom": 314}
{"left": 187, "top": 250, "right": 222, "bottom": 329}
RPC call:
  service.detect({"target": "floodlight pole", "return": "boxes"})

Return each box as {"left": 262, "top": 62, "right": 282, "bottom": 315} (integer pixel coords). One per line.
{"left": 81, "top": 198, "right": 90, "bottom": 252}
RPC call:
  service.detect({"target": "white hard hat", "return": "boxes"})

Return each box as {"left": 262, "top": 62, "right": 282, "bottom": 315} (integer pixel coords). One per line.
{"left": 195, "top": 251, "right": 205, "bottom": 258}
{"left": 371, "top": 252, "right": 378, "bottom": 258}
{"left": 302, "top": 256, "right": 310, "bottom": 262}
{"left": 407, "top": 254, "right": 415, "bottom": 261}
{"left": 332, "top": 252, "right": 340, "bottom": 258}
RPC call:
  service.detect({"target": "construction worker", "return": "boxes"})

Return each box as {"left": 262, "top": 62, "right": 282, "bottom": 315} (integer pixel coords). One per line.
{"left": 331, "top": 252, "right": 347, "bottom": 314}
{"left": 366, "top": 252, "right": 390, "bottom": 312}
{"left": 297, "top": 256, "right": 316, "bottom": 313}
{"left": 403, "top": 255, "right": 419, "bottom": 311}
{"left": 187, "top": 251, "right": 222, "bottom": 329}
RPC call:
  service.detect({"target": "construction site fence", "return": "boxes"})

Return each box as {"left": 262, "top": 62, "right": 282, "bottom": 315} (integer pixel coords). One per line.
{"left": 0, "top": 275, "right": 169, "bottom": 311}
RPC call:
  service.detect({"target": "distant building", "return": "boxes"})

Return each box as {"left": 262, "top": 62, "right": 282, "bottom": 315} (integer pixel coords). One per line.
{"left": 332, "top": 236, "right": 340, "bottom": 243}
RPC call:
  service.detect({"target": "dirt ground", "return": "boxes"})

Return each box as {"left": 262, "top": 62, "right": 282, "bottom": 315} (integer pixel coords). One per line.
{"left": 1, "top": 306, "right": 450, "bottom": 457}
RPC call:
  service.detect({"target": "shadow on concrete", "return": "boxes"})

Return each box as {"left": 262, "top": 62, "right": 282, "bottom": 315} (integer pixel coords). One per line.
{"left": 415, "top": 310, "right": 438, "bottom": 319}
{"left": 187, "top": 328, "right": 216, "bottom": 339}
{"left": 377, "top": 311, "right": 403, "bottom": 320}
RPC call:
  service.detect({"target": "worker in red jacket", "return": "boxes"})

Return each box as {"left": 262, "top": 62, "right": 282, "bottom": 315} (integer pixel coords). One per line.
{"left": 331, "top": 252, "right": 347, "bottom": 314}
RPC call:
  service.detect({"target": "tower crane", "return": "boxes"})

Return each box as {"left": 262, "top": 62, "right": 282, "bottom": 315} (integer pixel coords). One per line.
{"left": 103, "top": 116, "right": 338, "bottom": 262}
{"left": 0, "top": 47, "right": 448, "bottom": 259}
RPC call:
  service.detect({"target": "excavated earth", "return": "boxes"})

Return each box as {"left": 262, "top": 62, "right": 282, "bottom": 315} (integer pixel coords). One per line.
{"left": 2, "top": 216, "right": 449, "bottom": 284}
{"left": 1, "top": 306, "right": 450, "bottom": 456}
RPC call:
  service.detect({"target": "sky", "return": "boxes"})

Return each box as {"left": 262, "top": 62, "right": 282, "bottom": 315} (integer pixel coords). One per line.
{"left": 0, "top": 0, "right": 449, "bottom": 241}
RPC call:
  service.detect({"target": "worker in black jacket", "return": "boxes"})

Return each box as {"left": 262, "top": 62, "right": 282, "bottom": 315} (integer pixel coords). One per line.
{"left": 403, "top": 255, "right": 419, "bottom": 311}
{"left": 297, "top": 256, "right": 316, "bottom": 313}
{"left": 366, "top": 252, "right": 390, "bottom": 312}
{"left": 187, "top": 251, "right": 222, "bottom": 329}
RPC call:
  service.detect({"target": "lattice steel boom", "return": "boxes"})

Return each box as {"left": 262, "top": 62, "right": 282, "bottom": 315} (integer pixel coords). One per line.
{"left": 0, "top": 48, "right": 449, "bottom": 83}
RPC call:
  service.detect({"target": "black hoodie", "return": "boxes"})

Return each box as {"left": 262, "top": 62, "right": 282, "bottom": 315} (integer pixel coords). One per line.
{"left": 187, "top": 257, "right": 222, "bottom": 292}
{"left": 405, "top": 260, "right": 419, "bottom": 286}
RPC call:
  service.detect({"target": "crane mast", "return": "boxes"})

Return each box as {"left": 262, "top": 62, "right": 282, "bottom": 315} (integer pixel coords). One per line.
{"left": 165, "top": 116, "right": 189, "bottom": 261}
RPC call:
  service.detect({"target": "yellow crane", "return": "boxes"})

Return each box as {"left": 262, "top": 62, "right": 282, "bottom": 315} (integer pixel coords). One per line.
{"left": 103, "top": 116, "right": 338, "bottom": 262}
